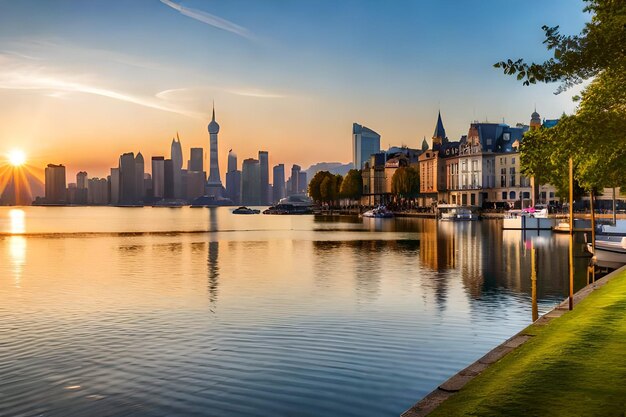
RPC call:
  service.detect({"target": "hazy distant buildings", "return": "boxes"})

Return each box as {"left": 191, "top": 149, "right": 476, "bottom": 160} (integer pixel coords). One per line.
{"left": 287, "top": 164, "right": 307, "bottom": 195}
{"left": 88, "top": 177, "right": 108, "bottom": 205}
{"left": 171, "top": 135, "right": 183, "bottom": 199}
{"left": 188, "top": 147, "right": 203, "bottom": 172}
{"left": 259, "top": 151, "right": 269, "bottom": 204}
{"left": 135, "top": 152, "right": 145, "bottom": 201}
{"left": 241, "top": 158, "right": 261, "bottom": 205}
{"left": 75, "top": 171, "right": 88, "bottom": 204}
{"left": 151, "top": 156, "right": 165, "bottom": 199}
{"left": 164, "top": 159, "right": 174, "bottom": 199}
{"left": 206, "top": 106, "right": 223, "bottom": 197}
{"left": 225, "top": 150, "right": 241, "bottom": 205}
{"left": 119, "top": 152, "right": 137, "bottom": 205}
{"left": 45, "top": 164, "right": 66, "bottom": 204}
{"left": 272, "top": 164, "right": 285, "bottom": 203}
{"left": 186, "top": 170, "right": 205, "bottom": 201}
{"left": 109, "top": 168, "right": 119, "bottom": 204}
{"left": 352, "top": 123, "right": 381, "bottom": 169}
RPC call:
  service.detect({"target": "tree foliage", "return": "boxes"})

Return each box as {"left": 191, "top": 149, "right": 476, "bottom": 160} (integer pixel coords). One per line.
{"left": 499, "top": 0, "right": 626, "bottom": 192}
{"left": 339, "top": 169, "right": 363, "bottom": 200}
{"left": 391, "top": 166, "right": 420, "bottom": 198}
{"left": 309, "top": 171, "right": 343, "bottom": 203}
{"left": 494, "top": 0, "right": 625, "bottom": 93}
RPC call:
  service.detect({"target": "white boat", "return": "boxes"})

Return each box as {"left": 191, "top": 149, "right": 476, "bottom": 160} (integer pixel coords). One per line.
{"left": 503, "top": 209, "right": 554, "bottom": 230}
{"left": 599, "top": 220, "right": 626, "bottom": 235}
{"left": 362, "top": 206, "right": 394, "bottom": 218}
{"left": 587, "top": 236, "right": 626, "bottom": 266}
{"left": 553, "top": 221, "right": 570, "bottom": 233}
{"left": 438, "top": 204, "right": 477, "bottom": 221}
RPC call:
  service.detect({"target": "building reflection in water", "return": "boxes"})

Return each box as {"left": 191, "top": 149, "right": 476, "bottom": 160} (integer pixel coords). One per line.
{"left": 207, "top": 241, "right": 219, "bottom": 305}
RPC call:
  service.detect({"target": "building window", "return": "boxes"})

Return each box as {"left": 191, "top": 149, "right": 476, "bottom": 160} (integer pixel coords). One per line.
{"left": 550, "top": 192, "right": 555, "bottom": 198}
{"left": 511, "top": 157, "right": 515, "bottom": 164}
{"left": 502, "top": 191, "right": 507, "bottom": 200}
{"left": 470, "top": 193, "right": 476, "bottom": 206}
{"left": 510, "top": 191, "right": 516, "bottom": 200}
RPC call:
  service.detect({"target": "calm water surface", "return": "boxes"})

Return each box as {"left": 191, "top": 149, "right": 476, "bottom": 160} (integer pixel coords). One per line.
{"left": 0, "top": 207, "right": 588, "bottom": 417}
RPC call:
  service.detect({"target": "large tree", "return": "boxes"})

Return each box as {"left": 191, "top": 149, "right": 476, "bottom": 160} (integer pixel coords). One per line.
{"left": 340, "top": 169, "right": 363, "bottom": 201}
{"left": 496, "top": 0, "right": 626, "bottom": 192}
{"left": 391, "top": 166, "right": 420, "bottom": 199}
{"left": 309, "top": 171, "right": 343, "bottom": 204}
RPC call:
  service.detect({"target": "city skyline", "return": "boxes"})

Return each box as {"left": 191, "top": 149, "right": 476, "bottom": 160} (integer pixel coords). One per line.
{"left": 0, "top": 0, "right": 588, "bottom": 179}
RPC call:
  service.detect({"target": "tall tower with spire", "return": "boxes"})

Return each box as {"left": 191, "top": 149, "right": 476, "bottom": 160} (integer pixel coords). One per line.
{"left": 170, "top": 133, "right": 183, "bottom": 199}
{"left": 206, "top": 104, "right": 223, "bottom": 197}
{"left": 432, "top": 110, "right": 447, "bottom": 147}
{"left": 530, "top": 107, "right": 541, "bottom": 130}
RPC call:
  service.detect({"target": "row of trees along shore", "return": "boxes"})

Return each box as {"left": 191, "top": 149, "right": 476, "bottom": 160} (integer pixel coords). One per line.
{"left": 308, "top": 166, "right": 420, "bottom": 207}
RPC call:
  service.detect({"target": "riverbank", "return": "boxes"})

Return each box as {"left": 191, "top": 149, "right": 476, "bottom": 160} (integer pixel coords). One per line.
{"left": 402, "top": 265, "right": 626, "bottom": 417}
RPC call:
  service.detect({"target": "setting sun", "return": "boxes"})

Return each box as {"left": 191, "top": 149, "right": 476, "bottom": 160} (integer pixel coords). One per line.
{"left": 7, "top": 150, "right": 26, "bottom": 167}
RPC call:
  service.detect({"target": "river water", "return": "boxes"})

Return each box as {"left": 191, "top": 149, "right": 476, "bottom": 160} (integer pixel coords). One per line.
{"left": 0, "top": 207, "right": 588, "bottom": 417}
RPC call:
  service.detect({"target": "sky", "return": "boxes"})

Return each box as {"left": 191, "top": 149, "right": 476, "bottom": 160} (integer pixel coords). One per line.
{"left": 0, "top": 0, "right": 590, "bottom": 182}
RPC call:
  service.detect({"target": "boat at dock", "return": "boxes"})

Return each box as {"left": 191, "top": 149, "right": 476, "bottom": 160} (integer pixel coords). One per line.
{"left": 438, "top": 204, "right": 477, "bottom": 221}
{"left": 362, "top": 206, "right": 394, "bottom": 218}
{"left": 503, "top": 208, "right": 554, "bottom": 230}
{"left": 587, "top": 235, "right": 626, "bottom": 267}
{"left": 232, "top": 206, "right": 260, "bottom": 215}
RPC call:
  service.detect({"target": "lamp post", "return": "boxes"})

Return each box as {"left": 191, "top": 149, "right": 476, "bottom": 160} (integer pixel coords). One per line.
{"left": 568, "top": 158, "right": 574, "bottom": 310}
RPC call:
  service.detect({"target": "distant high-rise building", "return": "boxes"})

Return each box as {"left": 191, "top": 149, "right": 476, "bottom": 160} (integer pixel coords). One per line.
{"left": 227, "top": 149, "right": 237, "bottom": 173}
{"left": 143, "top": 173, "right": 152, "bottom": 198}
{"left": 171, "top": 134, "right": 183, "bottom": 199}
{"left": 207, "top": 105, "right": 223, "bottom": 197}
{"left": 258, "top": 151, "right": 269, "bottom": 204}
{"left": 119, "top": 152, "right": 137, "bottom": 205}
{"left": 164, "top": 159, "right": 175, "bottom": 199}
{"left": 186, "top": 170, "right": 205, "bottom": 201}
{"left": 45, "top": 164, "right": 66, "bottom": 204}
{"left": 109, "top": 168, "right": 120, "bottom": 204}
{"left": 289, "top": 164, "right": 301, "bottom": 195}
{"left": 241, "top": 158, "right": 261, "bottom": 205}
{"left": 135, "top": 152, "right": 145, "bottom": 201}
{"left": 75, "top": 171, "right": 88, "bottom": 205}
{"left": 352, "top": 123, "right": 381, "bottom": 169}
{"left": 272, "top": 164, "right": 285, "bottom": 203}
{"left": 87, "top": 178, "right": 108, "bottom": 205}
{"left": 188, "top": 147, "right": 204, "bottom": 172}
{"left": 225, "top": 150, "right": 241, "bottom": 205}
{"left": 151, "top": 157, "right": 165, "bottom": 199}
{"left": 298, "top": 172, "right": 308, "bottom": 194}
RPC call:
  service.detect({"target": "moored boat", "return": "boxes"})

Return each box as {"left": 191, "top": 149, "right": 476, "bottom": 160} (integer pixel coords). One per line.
{"left": 587, "top": 235, "right": 626, "bottom": 266}
{"left": 362, "top": 206, "right": 394, "bottom": 218}
{"left": 232, "top": 206, "right": 260, "bottom": 214}
{"left": 438, "top": 204, "right": 477, "bottom": 221}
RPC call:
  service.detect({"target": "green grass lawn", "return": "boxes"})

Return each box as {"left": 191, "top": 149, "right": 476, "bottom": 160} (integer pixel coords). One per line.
{"left": 430, "top": 269, "right": 626, "bottom": 417}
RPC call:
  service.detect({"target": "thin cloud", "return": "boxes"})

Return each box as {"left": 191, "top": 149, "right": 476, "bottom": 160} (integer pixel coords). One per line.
{"left": 159, "top": 0, "right": 254, "bottom": 41}
{"left": 0, "top": 53, "right": 203, "bottom": 118}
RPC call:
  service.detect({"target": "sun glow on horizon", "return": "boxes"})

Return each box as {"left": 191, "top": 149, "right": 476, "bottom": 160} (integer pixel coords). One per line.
{"left": 7, "top": 150, "right": 27, "bottom": 167}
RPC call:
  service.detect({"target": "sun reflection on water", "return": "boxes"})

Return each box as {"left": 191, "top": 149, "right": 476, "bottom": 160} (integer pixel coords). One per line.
{"left": 9, "top": 208, "right": 25, "bottom": 234}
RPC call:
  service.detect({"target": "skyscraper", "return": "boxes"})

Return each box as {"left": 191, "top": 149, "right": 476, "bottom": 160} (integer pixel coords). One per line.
{"left": 298, "top": 171, "right": 308, "bottom": 194}
{"left": 289, "top": 164, "right": 301, "bottom": 195}
{"left": 44, "top": 164, "right": 66, "bottom": 204}
{"left": 109, "top": 168, "right": 119, "bottom": 204}
{"left": 258, "top": 151, "right": 269, "bottom": 204}
{"left": 241, "top": 158, "right": 261, "bottom": 205}
{"left": 272, "top": 164, "right": 285, "bottom": 203}
{"left": 206, "top": 105, "right": 223, "bottom": 197}
{"left": 225, "top": 150, "right": 241, "bottom": 205}
{"left": 135, "top": 152, "right": 145, "bottom": 201}
{"left": 75, "top": 171, "right": 88, "bottom": 205}
{"left": 119, "top": 152, "right": 137, "bottom": 205}
{"left": 151, "top": 156, "right": 165, "bottom": 199}
{"left": 164, "top": 159, "right": 175, "bottom": 199}
{"left": 87, "top": 178, "right": 108, "bottom": 205}
{"left": 352, "top": 123, "right": 381, "bottom": 169}
{"left": 171, "top": 134, "right": 183, "bottom": 199}
{"left": 188, "top": 147, "right": 204, "bottom": 172}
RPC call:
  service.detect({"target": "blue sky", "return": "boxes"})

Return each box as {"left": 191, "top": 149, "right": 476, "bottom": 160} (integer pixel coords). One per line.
{"left": 0, "top": 0, "right": 589, "bottom": 177}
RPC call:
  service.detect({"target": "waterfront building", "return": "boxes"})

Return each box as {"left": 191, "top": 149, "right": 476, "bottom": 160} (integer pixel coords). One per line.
{"left": 87, "top": 177, "right": 108, "bottom": 205}
{"left": 75, "top": 171, "right": 88, "bottom": 205}
{"left": 362, "top": 153, "right": 387, "bottom": 206}
{"left": 109, "top": 168, "right": 119, "bottom": 204}
{"left": 44, "top": 164, "right": 66, "bottom": 204}
{"left": 119, "top": 152, "right": 137, "bottom": 205}
{"left": 352, "top": 123, "right": 381, "bottom": 169}
{"left": 135, "top": 152, "right": 145, "bottom": 201}
{"left": 188, "top": 147, "right": 204, "bottom": 173}
{"left": 186, "top": 170, "right": 205, "bottom": 201}
{"left": 171, "top": 135, "right": 183, "bottom": 199}
{"left": 289, "top": 164, "right": 302, "bottom": 196}
{"left": 259, "top": 151, "right": 270, "bottom": 204}
{"left": 241, "top": 158, "right": 261, "bottom": 205}
{"left": 272, "top": 164, "right": 286, "bottom": 203}
{"left": 164, "top": 159, "right": 175, "bottom": 199}
{"left": 225, "top": 150, "right": 241, "bottom": 205}
{"left": 206, "top": 105, "right": 223, "bottom": 197}
{"left": 151, "top": 156, "right": 165, "bottom": 199}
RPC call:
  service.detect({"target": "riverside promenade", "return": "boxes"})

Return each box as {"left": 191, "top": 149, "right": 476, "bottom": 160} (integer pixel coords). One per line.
{"left": 402, "top": 265, "right": 626, "bottom": 417}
